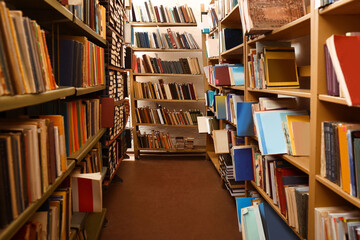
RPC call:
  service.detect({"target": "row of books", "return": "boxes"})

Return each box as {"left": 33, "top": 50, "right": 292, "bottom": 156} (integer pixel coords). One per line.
{"left": 77, "top": 142, "right": 103, "bottom": 174}
{"left": 252, "top": 155, "right": 309, "bottom": 238}
{"left": 135, "top": 106, "right": 202, "bottom": 126}
{"left": 217, "top": 0, "right": 239, "bottom": 21}
{"left": 103, "top": 0, "right": 125, "bottom": 36}
{"left": 204, "top": 64, "right": 245, "bottom": 86}
{"left": 133, "top": 80, "right": 198, "bottom": 100}
{"left": 219, "top": 154, "right": 246, "bottom": 197}
{"left": 325, "top": 33, "right": 360, "bottom": 106}
{"left": 175, "top": 137, "right": 195, "bottom": 150}
{"left": 106, "top": 70, "right": 127, "bottom": 102}
{"left": 105, "top": 32, "right": 129, "bottom": 69}
{"left": 247, "top": 42, "right": 300, "bottom": 89}
{"left": 318, "top": 0, "right": 340, "bottom": 8}
{"left": 236, "top": 198, "right": 301, "bottom": 239}
{"left": 206, "top": 7, "right": 219, "bottom": 30}
{"left": 13, "top": 188, "right": 71, "bottom": 239}
{"left": 314, "top": 206, "right": 360, "bottom": 240}
{"left": 105, "top": 104, "right": 127, "bottom": 142}
{"left": 134, "top": 55, "right": 201, "bottom": 75}
{"left": 134, "top": 29, "right": 199, "bottom": 49}
{"left": 320, "top": 121, "right": 360, "bottom": 198}
{"left": 239, "top": 0, "right": 306, "bottom": 34}
{"left": 137, "top": 130, "right": 173, "bottom": 149}
{"left": 53, "top": 37, "right": 105, "bottom": 88}
{"left": 0, "top": 4, "right": 57, "bottom": 96}
{"left": 131, "top": 1, "right": 196, "bottom": 24}
{"left": 0, "top": 116, "right": 70, "bottom": 227}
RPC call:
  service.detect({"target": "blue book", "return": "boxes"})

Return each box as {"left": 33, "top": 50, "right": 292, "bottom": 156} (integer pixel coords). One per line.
{"left": 232, "top": 146, "right": 253, "bottom": 181}
{"left": 207, "top": 90, "right": 215, "bottom": 107}
{"left": 236, "top": 102, "right": 256, "bottom": 136}
{"left": 231, "top": 65, "right": 245, "bottom": 85}
{"left": 235, "top": 197, "right": 258, "bottom": 231}
{"left": 224, "top": 28, "right": 243, "bottom": 50}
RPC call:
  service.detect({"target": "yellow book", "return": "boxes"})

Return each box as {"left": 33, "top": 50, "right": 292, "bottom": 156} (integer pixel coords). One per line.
{"left": 286, "top": 115, "right": 310, "bottom": 156}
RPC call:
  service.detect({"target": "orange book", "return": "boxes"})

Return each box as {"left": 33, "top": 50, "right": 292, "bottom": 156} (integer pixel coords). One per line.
{"left": 338, "top": 123, "right": 351, "bottom": 194}
{"left": 41, "top": 31, "right": 56, "bottom": 90}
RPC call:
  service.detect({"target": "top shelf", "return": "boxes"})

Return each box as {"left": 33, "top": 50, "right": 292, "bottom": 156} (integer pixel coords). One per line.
{"left": 247, "top": 13, "right": 311, "bottom": 44}
{"left": 220, "top": 5, "right": 241, "bottom": 27}
{"left": 8, "top": 0, "right": 106, "bottom": 46}
{"left": 130, "top": 22, "right": 197, "bottom": 27}
{"left": 320, "top": 0, "right": 360, "bottom": 15}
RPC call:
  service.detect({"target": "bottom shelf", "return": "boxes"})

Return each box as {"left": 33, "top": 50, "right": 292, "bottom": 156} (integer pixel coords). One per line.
{"left": 84, "top": 208, "right": 107, "bottom": 240}
{"left": 207, "top": 151, "right": 220, "bottom": 174}
{"left": 138, "top": 146, "right": 206, "bottom": 153}
{"left": 250, "top": 181, "right": 304, "bottom": 240}
{"left": 103, "top": 156, "right": 124, "bottom": 186}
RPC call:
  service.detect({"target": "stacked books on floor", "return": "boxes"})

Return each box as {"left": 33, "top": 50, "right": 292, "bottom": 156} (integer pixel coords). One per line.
{"left": 77, "top": 142, "right": 103, "bottom": 174}
{"left": 236, "top": 198, "right": 301, "bottom": 239}
{"left": 13, "top": 188, "right": 72, "bottom": 239}
{"left": 204, "top": 64, "right": 245, "bottom": 86}
{"left": 0, "top": 4, "right": 57, "bottom": 96}
{"left": 320, "top": 121, "right": 360, "bottom": 197}
{"left": 175, "top": 137, "right": 194, "bottom": 149}
{"left": 51, "top": 36, "right": 105, "bottom": 88}
{"left": 131, "top": 1, "right": 196, "bottom": 24}
{"left": 135, "top": 106, "right": 202, "bottom": 126}
{"left": 137, "top": 130, "right": 173, "bottom": 149}
{"left": 247, "top": 41, "right": 300, "bottom": 89}
{"left": 106, "top": 70, "right": 127, "bottom": 101}
{"left": 239, "top": 0, "right": 306, "bottom": 34}
{"left": 134, "top": 29, "right": 199, "bottom": 49}
{"left": 133, "top": 55, "right": 201, "bottom": 75}
{"left": 219, "top": 154, "right": 246, "bottom": 197}
{"left": 133, "top": 80, "right": 198, "bottom": 100}
{"left": 324, "top": 33, "right": 360, "bottom": 106}
{"left": 0, "top": 116, "right": 69, "bottom": 227}
{"left": 315, "top": 206, "right": 360, "bottom": 240}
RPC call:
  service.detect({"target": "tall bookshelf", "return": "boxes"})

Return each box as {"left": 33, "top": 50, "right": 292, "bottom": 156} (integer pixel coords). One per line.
{"left": 129, "top": 20, "right": 206, "bottom": 159}
{"left": 201, "top": 1, "right": 360, "bottom": 239}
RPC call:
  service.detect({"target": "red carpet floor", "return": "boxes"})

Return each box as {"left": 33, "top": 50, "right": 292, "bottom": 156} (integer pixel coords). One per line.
{"left": 100, "top": 156, "right": 242, "bottom": 240}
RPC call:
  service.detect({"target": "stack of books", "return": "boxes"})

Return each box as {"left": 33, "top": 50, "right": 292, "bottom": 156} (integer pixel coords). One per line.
{"left": 175, "top": 137, "right": 185, "bottom": 149}
{"left": 134, "top": 55, "right": 201, "bottom": 75}
{"left": 106, "top": 70, "right": 127, "bottom": 101}
{"left": 137, "top": 130, "right": 173, "bottom": 149}
{"left": 219, "top": 154, "right": 246, "bottom": 197}
{"left": 105, "top": 31, "right": 126, "bottom": 68}
{"left": 185, "top": 138, "right": 194, "bottom": 149}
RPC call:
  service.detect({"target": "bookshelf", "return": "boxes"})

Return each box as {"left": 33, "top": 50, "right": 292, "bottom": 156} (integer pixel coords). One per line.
{"left": 130, "top": 18, "right": 206, "bottom": 159}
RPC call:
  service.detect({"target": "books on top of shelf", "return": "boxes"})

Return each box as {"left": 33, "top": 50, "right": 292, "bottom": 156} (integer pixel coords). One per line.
{"left": 76, "top": 142, "right": 103, "bottom": 174}
{"left": 204, "top": 64, "right": 245, "bottom": 86}
{"left": 0, "top": 3, "right": 58, "bottom": 96}
{"left": 133, "top": 79, "right": 198, "bottom": 100}
{"left": 217, "top": 0, "right": 239, "bottom": 20}
{"left": 134, "top": 28, "right": 199, "bottom": 49}
{"left": 136, "top": 130, "right": 173, "bottom": 149}
{"left": 238, "top": 0, "right": 306, "bottom": 34}
{"left": 134, "top": 55, "right": 201, "bottom": 75}
{"left": 131, "top": 1, "right": 196, "bottom": 24}
{"left": 326, "top": 34, "right": 360, "bottom": 106}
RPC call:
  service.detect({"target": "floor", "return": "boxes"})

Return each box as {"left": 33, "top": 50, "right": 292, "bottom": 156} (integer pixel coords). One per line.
{"left": 100, "top": 155, "right": 242, "bottom": 240}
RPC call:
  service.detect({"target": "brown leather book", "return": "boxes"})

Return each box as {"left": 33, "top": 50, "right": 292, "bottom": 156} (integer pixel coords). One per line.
{"left": 180, "top": 6, "right": 189, "bottom": 23}
{"left": 100, "top": 97, "right": 114, "bottom": 128}
{"left": 166, "top": 28, "right": 177, "bottom": 49}
{"left": 154, "top": 6, "right": 161, "bottom": 23}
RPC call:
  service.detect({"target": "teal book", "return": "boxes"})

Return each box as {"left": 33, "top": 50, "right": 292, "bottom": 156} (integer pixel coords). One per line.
{"left": 231, "top": 65, "right": 245, "bottom": 85}
{"left": 241, "top": 205, "right": 265, "bottom": 239}
{"left": 235, "top": 197, "right": 259, "bottom": 231}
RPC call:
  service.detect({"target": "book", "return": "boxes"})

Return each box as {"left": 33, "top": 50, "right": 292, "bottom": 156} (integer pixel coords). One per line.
{"left": 232, "top": 146, "right": 254, "bottom": 181}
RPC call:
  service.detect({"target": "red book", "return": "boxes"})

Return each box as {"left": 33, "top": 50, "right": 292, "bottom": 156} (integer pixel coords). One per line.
{"left": 157, "top": 58, "right": 164, "bottom": 73}
{"left": 188, "top": 83, "right": 196, "bottom": 100}
{"left": 154, "top": 6, "right": 161, "bottom": 23}
{"left": 101, "top": 98, "right": 115, "bottom": 128}
{"left": 214, "top": 66, "right": 231, "bottom": 86}
{"left": 166, "top": 28, "right": 177, "bottom": 49}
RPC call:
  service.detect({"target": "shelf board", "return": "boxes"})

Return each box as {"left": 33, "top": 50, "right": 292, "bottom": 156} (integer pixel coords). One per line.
{"left": 134, "top": 98, "right": 205, "bottom": 103}
{"left": 316, "top": 175, "right": 360, "bottom": 208}
{"left": 221, "top": 43, "right": 244, "bottom": 56}
{"left": 209, "top": 27, "right": 218, "bottom": 36}
{"left": 208, "top": 83, "right": 222, "bottom": 90}
{"left": 138, "top": 146, "right": 206, "bottom": 152}
{"left": 0, "top": 87, "right": 75, "bottom": 112}
{"left": 130, "top": 22, "right": 197, "bottom": 27}
{"left": 208, "top": 56, "right": 220, "bottom": 61}
{"left": 224, "top": 119, "right": 237, "bottom": 128}
{"left": 247, "top": 87, "right": 311, "bottom": 98}
{"left": 107, "top": 65, "right": 130, "bottom": 72}
{"left": 220, "top": 5, "right": 240, "bottom": 26}
{"left": 84, "top": 208, "right": 107, "bottom": 240}
{"left": 320, "top": 0, "right": 360, "bottom": 15}
{"left": 247, "top": 13, "right": 311, "bottom": 44}
{"left": 105, "top": 126, "right": 127, "bottom": 146}
{"left": 207, "top": 151, "right": 221, "bottom": 174}
{"left": 136, "top": 123, "right": 198, "bottom": 128}
{"left": 282, "top": 155, "right": 310, "bottom": 174}
{"left": 133, "top": 48, "right": 202, "bottom": 52}
{"left": 318, "top": 94, "right": 357, "bottom": 107}
{"left": 0, "top": 160, "right": 75, "bottom": 240}
{"left": 73, "top": 17, "right": 107, "bottom": 46}
{"left": 207, "top": 106, "right": 215, "bottom": 114}
{"left": 250, "top": 181, "right": 305, "bottom": 240}
{"left": 222, "top": 85, "right": 245, "bottom": 91}
{"left": 103, "top": 156, "right": 124, "bottom": 186}
{"left": 68, "top": 128, "right": 107, "bottom": 162}
{"left": 133, "top": 73, "right": 203, "bottom": 77}
{"left": 75, "top": 85, "right": 106, "bottom": 96}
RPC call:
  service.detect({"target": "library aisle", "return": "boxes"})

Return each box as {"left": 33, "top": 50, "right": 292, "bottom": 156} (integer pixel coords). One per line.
{"left": 101, "top": 157, "right": 242, "bottom": 240}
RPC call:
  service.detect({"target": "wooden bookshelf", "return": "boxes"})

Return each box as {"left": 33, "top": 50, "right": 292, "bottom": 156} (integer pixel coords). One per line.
{"left": 133, "top": 48, "right": 202, "bottom": 52}
{"left": 319, "top": 0, "right": 360, "bottom": 15}
{"left": 0, "top": 160, "right": 75, "bottom": 240}
{"left": 103, "top": 156, "right": 124, "bottom": 186}
{"left": 76, "top": 85, "right": 106, "bottom": 96}
{"left": 207, "top": 151, "right": 220, "bottom": 174}
{"left": 107, "top": 65, "right": 130, "bottom": 72}
{"left": 134, "top": 98, "right": 205, "bottom": 103}
{"left": 221, "top": 43, "right": 244, "bottom": 57}
{"left": 223, "top": 85, "right": 245, "bottom": 91}
{"left": 0, "top": 87, "right": 76, "bottom": 112}
{"left": 84, "top": 208, "right": 107, "bottom": 240}
{"left": 208, "top": 83, "right": 222, "bottom": 90}
{"left": 247, "top": 87, "right": 311, "bottom": 98}
{"left": 135, "top": 123, "right": 198, "bottom": 128}
{"left": 130, "top": 22, "right": 197, "bottom": 27}
{"left": 220, "top": 4, "right": 240, "bottom": 27}
{"left": 68, "top": 128, "right": 107, "bottom": 163}
{"left": 282, "top": 155, "right": 310, "bottom": 174}
{"left": 318, "top": 94, "right": 359, "bottom": 107}
{"left": 138, "top": 146, "right": 206, "bottom": 152}
{"left": 132, "top": 73, "right": 203, "bottom": 77}
{"left": 209, "top": 27, "right": 218, "bottom": 36}
{"left": 208, "top": 56, "right": 220, "bottom": 61}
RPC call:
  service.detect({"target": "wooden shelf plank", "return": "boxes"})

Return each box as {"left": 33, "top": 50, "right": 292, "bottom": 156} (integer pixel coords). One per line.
{"left": 318, "top": 94, "right": 358, "bottom": 107}
{"left": 282, "top": 155, "right": 310, "bottom": 174}
{"left": 75, "top": 85, "right": 106, "bottom": 96}
{"left": 138, "top": 146, "right": 206, "bottom": 152}
{"left": 0, "top": 87, "right": 75, "bottom": 112}
{"left": 134, "top": 98, "right": 205, "bottom": 103}
{"left": 208, "top": 83, "right": 222, "bottom": 90}
{"left": 207, "top": 106, "right": 215, "bottom": 114}
{"left": 250, "top": 181, "right": 305, "bottom": 240}
{"left": 103, "top": 156, "right": 124, "bottom": 186}
{"left": 133, "top": 48, "right": 202, "bottom": 52}
{"left": 247, "top": 87, "right": 311, "bottom": 98}
{"left": 68, "top": 128, "right": 107, "bottom": 162}
{"left": 247, "top": 13, "right": 311, "bottom": 44}
{"left": 221, "top": 43, "right": 244, "bottom": 56}
{"left": 0, "top": 160, "right": 75, "bottom": 240}
{"left": 130, "top": 22, "right": 197, "bottom": 27}
{"left": 207, "top": 151, "right": 221, "bottom": 174}
{"left": 208, "top": 56, "right": 220, "bottom": 61}
{"left": 209, "top": 27, "right": 218, "bottom": 36}
{"left": 223, "top": 119, "right": 237, "bottom": 128}
{"left": 133, "top": 73, "right": 203, "bottom": 77}
{"left": 320, "top": 0, "right": 360, "bottom": 15}
{"left": 222, "top": 85, "right": 245, "bottom": 91}
{"left": 220, "top": 5, "right": 240, "bottom": 26}
{"left": 107, "top": 65, "right": 130, "bottom": 72}
{"left": 84, "top": 208, "right": 107, "bottom": 240}
{"left": 316, "top": 175, "right": 360, "bottom": 208}
{"left": 136, "top": 123, "right": 198, "bottom": 128}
